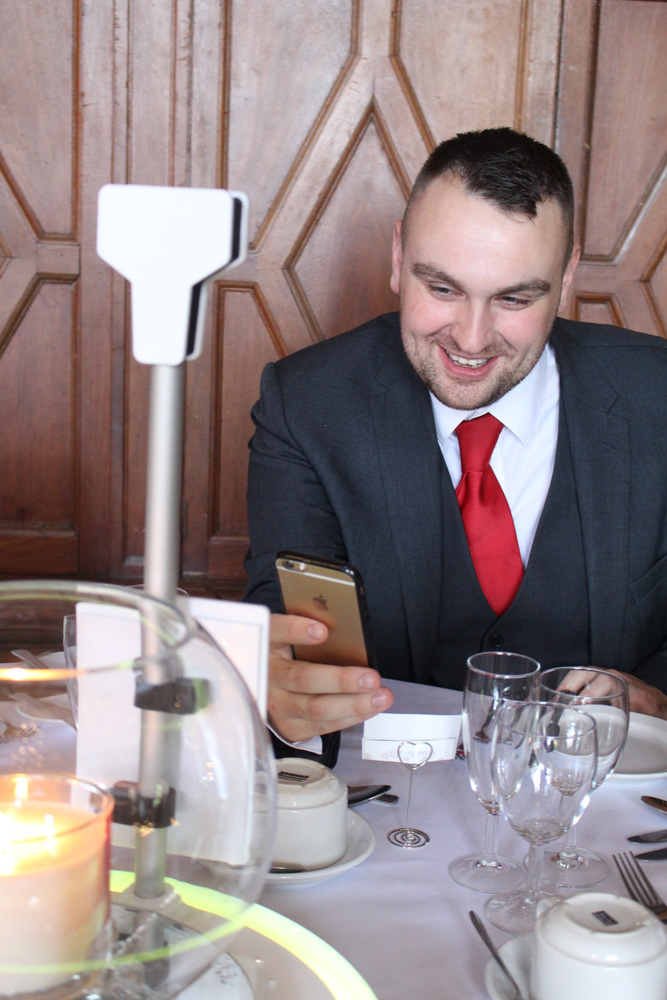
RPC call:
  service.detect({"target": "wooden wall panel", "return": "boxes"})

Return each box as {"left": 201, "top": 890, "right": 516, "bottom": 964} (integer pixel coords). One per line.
{"left": 0, "top": 1, "right": 75, "bottom": 234}
{"left": 558, "top": 0, "right": 667, "bottom": 339}
{"left": 0, "top": 283, "right": 75, "bottom": 523}
{"left": 1, "top": 0, "right": 665, "bottom": 587}
{"left": 0, "top": 0, "right": 79, "bottom": 575}
{"left": 585, "top": 2, "right": 667, "bottom": 258}
{"left": 208, "top": 285, "right": 284, "bottom": 579}
{"left": 292, "top": 114, "right": 405, "bottom": 340}
{"left": 228, "top": 0, "right": 355, "bottom": 245}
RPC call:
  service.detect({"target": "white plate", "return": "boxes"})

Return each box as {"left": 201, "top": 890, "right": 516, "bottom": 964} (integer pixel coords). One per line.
{"left": 266, "top": 810, "right": 375, "bottom": 886}
{"left": 177, "top": 899, "right": 380, "bottom": 1000}
{"left": 180, "top": 954, "right": 254, "bottom": 999}
{"left": 608, "top": 713, "right": 667, "bottom": 783}
{"left": 484, "top": 932, "right": 532, "bottom": 1000}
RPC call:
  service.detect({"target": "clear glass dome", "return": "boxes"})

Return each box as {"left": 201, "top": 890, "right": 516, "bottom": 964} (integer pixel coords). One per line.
{"left": 0, "top": 580, "right": 276, "bottom": 1000}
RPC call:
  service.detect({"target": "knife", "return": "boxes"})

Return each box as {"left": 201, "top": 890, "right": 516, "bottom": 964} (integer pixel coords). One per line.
{"left": 634, "top": 847, "right": 667, "bottom": 861}
{"left": 347, "top": 784, "right": 392, "bottom": 805}
{"left": 628, "top": 828, "right": 667, "bottom": 844}
{"left": 642, "top": 795, "right": 667, "bottom": 814}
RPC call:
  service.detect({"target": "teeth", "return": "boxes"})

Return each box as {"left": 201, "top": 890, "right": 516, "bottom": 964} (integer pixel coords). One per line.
{"left": 446, "top": 351, "right": 489, "bottom": 369}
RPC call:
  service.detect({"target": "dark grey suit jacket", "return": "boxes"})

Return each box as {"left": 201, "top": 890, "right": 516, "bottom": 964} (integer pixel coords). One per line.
{"left": 245, "top": 312, "right": 667, "bottom": 694}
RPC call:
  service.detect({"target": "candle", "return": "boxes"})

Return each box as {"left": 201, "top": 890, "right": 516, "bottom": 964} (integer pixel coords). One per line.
{"left": 0, "top": 775, "right": 112, "bottom": 995}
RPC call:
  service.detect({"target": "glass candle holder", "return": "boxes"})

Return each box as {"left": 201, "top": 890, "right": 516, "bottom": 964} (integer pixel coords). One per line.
{"left": 0, "top": 580, "right": 276, "bottom": 1000}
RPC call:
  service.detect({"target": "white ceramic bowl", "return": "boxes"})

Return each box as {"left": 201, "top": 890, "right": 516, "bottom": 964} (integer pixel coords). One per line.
{"left": 531, "top": 892, "right": 667, "bottom": 1000}
{"left": 272, "top": 758, "right": 347, "bottom": 870}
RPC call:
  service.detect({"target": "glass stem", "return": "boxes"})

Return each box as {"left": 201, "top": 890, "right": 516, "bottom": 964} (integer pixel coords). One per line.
{"left": 525, "top": 842, "right": 544, "bottom": 899}
{"left": 479, "top": 810, "right": 499, "bottom": 866}
{"left": 557, "top": 822, "right": 579, "bottom": 861}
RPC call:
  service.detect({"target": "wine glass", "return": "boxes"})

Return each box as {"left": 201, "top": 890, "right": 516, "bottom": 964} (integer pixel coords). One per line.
{"left": 448, "top": 651, "right": 540, "bottom": 892}
{"left": 537, "top": 666, "right": 629, "bottom": 888}
{"left": 484, "top": 700, "right": 598, "bottom": 934}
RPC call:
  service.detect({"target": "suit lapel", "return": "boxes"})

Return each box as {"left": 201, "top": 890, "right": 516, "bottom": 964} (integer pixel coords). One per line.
{"left": 370, "top": 343, "right": 444, "bottom": 683}
{"left": 553, "top": 329, "right": 630, "bottom": 666}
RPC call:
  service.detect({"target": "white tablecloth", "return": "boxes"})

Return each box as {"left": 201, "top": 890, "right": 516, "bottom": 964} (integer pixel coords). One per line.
{"left": 258, "top": 678, "right": 667, "bottom": 1000}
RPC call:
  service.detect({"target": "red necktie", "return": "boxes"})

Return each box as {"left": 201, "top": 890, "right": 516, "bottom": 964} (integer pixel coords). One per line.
{"left": 455, "top": 414, "right": 523, "bottom": 616}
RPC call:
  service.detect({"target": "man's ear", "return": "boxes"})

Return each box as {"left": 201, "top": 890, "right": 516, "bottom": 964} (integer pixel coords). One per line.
{"left": 390, "top": 220, "right": 403, "bottom": 296}
{"left": 558, "top": 243, "right": 581, "bottom": 313}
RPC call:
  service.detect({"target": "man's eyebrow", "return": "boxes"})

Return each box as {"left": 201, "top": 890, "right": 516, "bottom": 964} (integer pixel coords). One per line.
{"left": 411, "top": 262, "right": 462, "bottom": 286}
{"left": 498, "top": 278, "right": 552, "bottom": 296}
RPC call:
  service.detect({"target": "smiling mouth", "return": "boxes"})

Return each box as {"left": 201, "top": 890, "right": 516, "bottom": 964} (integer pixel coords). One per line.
{"left": 445, "top": 350, "right": 492, "bottom": 369}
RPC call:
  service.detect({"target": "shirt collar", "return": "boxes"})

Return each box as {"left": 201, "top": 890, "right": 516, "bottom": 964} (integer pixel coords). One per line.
{"left": 430, "top": 343, "right": 556, "bottom": 447}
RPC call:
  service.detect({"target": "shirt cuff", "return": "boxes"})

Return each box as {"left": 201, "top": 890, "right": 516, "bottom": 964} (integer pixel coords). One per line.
{"left": 266, "top": 721, "right": 323, "bottom": 756}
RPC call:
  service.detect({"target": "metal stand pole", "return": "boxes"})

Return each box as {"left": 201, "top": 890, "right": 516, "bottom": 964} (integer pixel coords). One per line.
{"left": 135, "top": 363, "right": 185, "bottom": 898}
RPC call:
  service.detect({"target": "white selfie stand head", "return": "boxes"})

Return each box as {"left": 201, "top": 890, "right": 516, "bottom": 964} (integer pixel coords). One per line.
{"left": 97, "top": 184, "right": 248, "bottom": 365}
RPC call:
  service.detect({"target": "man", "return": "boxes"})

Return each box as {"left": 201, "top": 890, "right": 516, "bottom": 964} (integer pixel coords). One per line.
{"left": 244, "top": 127, "right": 667, "bottom": 761}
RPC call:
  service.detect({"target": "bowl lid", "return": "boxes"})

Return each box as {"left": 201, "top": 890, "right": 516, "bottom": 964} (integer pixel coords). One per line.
{"left": 537, "top": 892, "right": 667, "bottom": 965}
{"left": 275, "top": 758, "right": 345, "bottom": 810}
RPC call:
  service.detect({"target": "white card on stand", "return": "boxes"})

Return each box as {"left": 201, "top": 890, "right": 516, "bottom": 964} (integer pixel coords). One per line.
{"left": 362, "top": 712, "right": 461, "bottom": 762}
{"left": 181, "top": 596, "right": 268, "bottom": 721}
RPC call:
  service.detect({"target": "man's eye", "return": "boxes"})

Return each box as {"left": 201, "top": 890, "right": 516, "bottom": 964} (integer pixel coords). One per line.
{"left": 500, "top": 295, "right": 530, "bottom": 307}
{"left": 430, "top": 285, "right": 455, "bottom": 296}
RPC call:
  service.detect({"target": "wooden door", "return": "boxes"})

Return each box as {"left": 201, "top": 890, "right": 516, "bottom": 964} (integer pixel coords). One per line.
{"left": 0, "top": 0, "right": 665, "bottom": 587}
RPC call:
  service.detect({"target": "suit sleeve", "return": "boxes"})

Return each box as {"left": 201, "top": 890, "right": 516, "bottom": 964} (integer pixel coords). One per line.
{"left": 244, "top": 360, "right": 350, "bottom": 605}
{"left": 243, "top": 361, "right": 347, "bottom": 765}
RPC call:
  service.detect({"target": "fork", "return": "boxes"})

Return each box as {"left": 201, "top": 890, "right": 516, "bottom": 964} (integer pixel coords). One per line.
{"left": 0, "top": 717, "right": 39, "bottom": 743}
{"left": 613, "top": 852, "right": 667, "bottom": 921}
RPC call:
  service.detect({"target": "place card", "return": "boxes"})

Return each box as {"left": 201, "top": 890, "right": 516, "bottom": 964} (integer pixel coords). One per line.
{"left": 361, "top": 712, "right": 461, "bottom": 762}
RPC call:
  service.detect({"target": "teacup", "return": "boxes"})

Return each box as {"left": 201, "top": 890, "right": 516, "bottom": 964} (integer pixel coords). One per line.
{"left": 272, "top": 758, "right": 347, "bottom": 870}
{"left": 531, "top": 892, "right": 667, "bottom": 1000}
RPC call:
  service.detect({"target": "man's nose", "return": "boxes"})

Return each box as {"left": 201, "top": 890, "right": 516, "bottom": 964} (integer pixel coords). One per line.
{"left": 452, "top": 302, "right": 493, "bottom": 354}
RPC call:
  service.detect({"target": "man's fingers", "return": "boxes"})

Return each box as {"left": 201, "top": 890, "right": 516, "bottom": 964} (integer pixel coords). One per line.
{"left": 275, "top": 659, "right": 382, "bottom": 696}
{"left": 267, "top": 611, "right": 393, "bottom": 741}
{"left": 270, "top": 612, "right": 327, "bottom": 650}
{"left": 269, "top": 687, "right": 394, "bottom": 742}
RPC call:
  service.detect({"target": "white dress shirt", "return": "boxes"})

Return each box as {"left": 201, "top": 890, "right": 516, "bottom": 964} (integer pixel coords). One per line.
{"left": 430, "top": 343, "right": 560, "bottom": 566}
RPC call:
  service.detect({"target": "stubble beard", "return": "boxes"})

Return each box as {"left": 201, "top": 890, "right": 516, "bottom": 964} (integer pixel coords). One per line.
{"left": 405, "top": 338, "right": 541, "bottom": 411}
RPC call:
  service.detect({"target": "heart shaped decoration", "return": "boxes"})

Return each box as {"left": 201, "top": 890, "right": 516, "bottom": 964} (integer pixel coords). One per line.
{"left": 397, "top": 740, "right": 433, "bottom": 770}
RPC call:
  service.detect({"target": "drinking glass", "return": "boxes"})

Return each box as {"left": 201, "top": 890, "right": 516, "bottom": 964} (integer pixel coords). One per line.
{"left": 448, "top": 651, "right": 540, "bottom": 892}
{"left": 537, "top": 666, "right": 629, "bottom": 888}
{"left": 484, "top": 700, "right": 598, "bottom": 934}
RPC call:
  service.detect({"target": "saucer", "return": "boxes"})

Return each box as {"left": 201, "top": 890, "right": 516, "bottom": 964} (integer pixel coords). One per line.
{"left": 484, "top": 932, "right": 532, "bottom": 1000}
{"left": 266, "top": 810, "right": 374, "bottom": 886}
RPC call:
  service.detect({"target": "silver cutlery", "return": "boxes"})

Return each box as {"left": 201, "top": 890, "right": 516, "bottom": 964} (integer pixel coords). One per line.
{"left": 613, "top": 852, "right": 667, "bottom": 920}
{"left": 347, "top": 784, "right": 398, "bottom": 806}
{"left": 633, "top": 847, "right": 667, "bottom": 862}
{"left": 641, "top": 795, "right": 667, "bottom": 814}
{"left": 347, "top": 783, "right": 391, "bottom": 805}
{"left": 628, "top": 828, "right": 667, "bottom": 844}
{"left": 8, "top": 693, "right": 75, "bottom": 728}
{"left": 468, "top": 910, "right": 525, "bottom": 1000}
{"left": 10, "top": 648, "right": 51, "bottom": 669}
{"left": 0, "top": 717, "right": 39, "bottom": 743}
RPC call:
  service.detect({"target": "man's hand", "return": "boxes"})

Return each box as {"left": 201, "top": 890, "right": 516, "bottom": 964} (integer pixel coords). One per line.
{"left": 555, "top": 667, "right": 667, "bottom": 720}
{"left": 267, "top": 612, "right": 393, "bottom": 743}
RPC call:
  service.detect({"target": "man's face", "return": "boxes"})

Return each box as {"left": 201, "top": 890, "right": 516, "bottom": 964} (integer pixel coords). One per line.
{"left": 390, "top": 175, "right": 579, "bottom": 410}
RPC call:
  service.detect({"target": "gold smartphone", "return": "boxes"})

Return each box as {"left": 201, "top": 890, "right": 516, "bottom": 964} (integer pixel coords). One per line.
{"left": 275, "top": 551, "right": 377, "bottom": 669}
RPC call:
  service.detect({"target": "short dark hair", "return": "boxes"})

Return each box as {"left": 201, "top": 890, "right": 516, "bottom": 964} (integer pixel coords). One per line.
{"left": 403, "top": 127, "right": 575, "bottom": 263}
